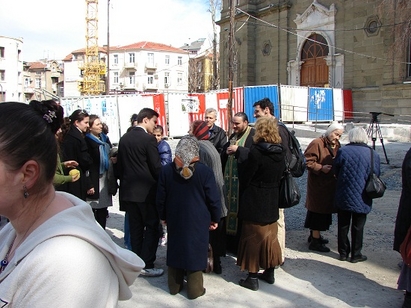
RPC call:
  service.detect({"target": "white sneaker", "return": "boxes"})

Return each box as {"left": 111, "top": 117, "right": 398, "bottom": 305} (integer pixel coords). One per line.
{"left": 140, "top": 268, "right": 164, "bottom": 277}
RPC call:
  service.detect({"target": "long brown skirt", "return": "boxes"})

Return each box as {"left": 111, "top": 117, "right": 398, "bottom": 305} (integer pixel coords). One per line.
{"left": 236, "top": 221, "right": 282, "bottom": 273}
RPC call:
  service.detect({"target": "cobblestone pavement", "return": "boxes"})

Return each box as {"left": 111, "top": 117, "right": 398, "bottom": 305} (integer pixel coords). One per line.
{"left": 106, "top": 135, "right": 409, "bottom": 308}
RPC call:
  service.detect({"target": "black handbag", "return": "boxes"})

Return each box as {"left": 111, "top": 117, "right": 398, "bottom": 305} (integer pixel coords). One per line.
{"left": 279, "top": 169, "right": 301, "bottom": 208}
{"left": 365, "top": 147, "right": 386, "bottom": 199}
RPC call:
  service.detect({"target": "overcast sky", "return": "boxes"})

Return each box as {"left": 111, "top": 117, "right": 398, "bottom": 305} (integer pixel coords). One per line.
{"left": 0, "top": 0, "right": 218, "bottom": 62}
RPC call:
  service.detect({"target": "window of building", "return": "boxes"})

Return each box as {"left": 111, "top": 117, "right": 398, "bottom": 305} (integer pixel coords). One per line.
{"left": 148, "top": 73, "right": 154, "bottom": 85}
{"left": 113, "top": 54, "right": 118, "bottom": 65}
{"left": 113, "top": 72, "right": 119, "bottom": 83}
{"left": 164, "top": 72, "right": 170, "bottom": 85}
{"left": 178, "top": 56, "right": 182, "bottom": 66}
{"left": 0, "top": 70, "right": 5, "bottom": 81}
{"left": 0, "top": 47, "right": 4, "bottom": 58}
{"left": 35, "top": 77, "right": 41, "bottom": 88}
{"left": 148, "top": 53, "right": 154, "bottom": 64}
{"left": 165, "top": 55, "right": 170, "bottom": 65}
{"left": 177, "top": 72, "right": 183, "bottom": 85}
{"left": 24, "top": 77, "right": 30, "bottom": 87}
{"left": 301, "top": 33, "right": 329, "bottom": 60}
{"left": 129, "top": 71, "right": 135, "bottom": 84}
{"left": 129, "top": 53, "right": 135, "bottom": 63}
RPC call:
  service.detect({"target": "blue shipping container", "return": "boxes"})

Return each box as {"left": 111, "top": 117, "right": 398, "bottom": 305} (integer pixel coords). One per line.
{"left": 244, "top": 85, "right": 280, "bottom": 123}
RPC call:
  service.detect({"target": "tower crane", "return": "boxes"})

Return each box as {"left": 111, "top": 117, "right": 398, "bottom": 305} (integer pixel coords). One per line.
{"left": 79, "top": 0, "right": 106, "bottom": 95}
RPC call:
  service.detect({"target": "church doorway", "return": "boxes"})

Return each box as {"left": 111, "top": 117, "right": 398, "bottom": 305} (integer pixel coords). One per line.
{"left": 300, "top": 34, "right": 329, "bottom": 87}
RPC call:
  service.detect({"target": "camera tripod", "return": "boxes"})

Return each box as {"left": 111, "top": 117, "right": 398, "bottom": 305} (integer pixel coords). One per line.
{"left": 366, "top": 112, "right": 389, "bottom": 164}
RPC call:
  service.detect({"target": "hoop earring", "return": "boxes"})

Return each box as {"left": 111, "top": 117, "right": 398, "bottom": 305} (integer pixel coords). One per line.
{"left": 23, "top": 185, "right": 29, "bottom": 199}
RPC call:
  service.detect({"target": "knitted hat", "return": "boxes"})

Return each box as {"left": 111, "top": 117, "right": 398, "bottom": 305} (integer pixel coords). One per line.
{"left": 174, "top": 136, "right": 200, "bottom": 179}
{"left": 325, "top": 121, "right": 344, "bottom": 136}
{"left": 192, "top": 120, "right": 210, "bottom": 140}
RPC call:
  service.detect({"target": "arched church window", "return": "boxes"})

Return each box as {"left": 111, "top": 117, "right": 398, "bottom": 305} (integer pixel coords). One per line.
{"left": 301, "top": 34, "right": 329, "bottom": 60}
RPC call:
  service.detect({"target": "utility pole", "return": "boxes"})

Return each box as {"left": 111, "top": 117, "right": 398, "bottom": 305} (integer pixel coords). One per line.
{"left": 106, "top": 0, "right": 110, "bottom": 95}
{"left": 227, "top": 0, "right": 235, "bottom": 135}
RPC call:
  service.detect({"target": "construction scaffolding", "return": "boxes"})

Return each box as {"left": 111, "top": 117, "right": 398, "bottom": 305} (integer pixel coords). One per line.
{"left": 79, "top": 0, "right": 106, "bottom": 95}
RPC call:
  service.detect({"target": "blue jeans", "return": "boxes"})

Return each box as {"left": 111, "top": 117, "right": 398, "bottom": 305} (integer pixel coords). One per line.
{"left": 124, "top": 212, "right": 132, "bottom": 250}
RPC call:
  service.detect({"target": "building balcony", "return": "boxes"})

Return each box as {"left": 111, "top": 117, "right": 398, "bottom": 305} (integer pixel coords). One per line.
{"left": 145, "top": 62, "right": 157, "bottom": 71}
{"left": 124, "top": 62, "right": 137, "bottom": 69}
{"left": 144, "top": 83, "right": 158, "bottom": 91}
{"left": 24, "top": 87, "right": 35, "bottom": 94}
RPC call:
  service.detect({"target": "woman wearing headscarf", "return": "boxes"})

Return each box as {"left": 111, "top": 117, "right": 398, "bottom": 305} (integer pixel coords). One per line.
{"left": 156, "top": 136, "right": 221, "bottom": 299}
{"left": 304, "top": 122, "right": 344, "bottom": 252}
{"left": 190, "top": 120, "right": 228, "bottom": 274}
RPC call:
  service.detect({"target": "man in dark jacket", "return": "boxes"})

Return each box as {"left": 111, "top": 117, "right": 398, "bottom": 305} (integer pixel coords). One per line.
{"left": 116, "top": 108, "right": 163, "bottom": 277}
{"left": 205, "top": 108, "right": 228, "bottom": 153}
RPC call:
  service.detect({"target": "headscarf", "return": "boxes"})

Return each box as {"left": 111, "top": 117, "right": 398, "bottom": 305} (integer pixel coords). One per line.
{"left": 174, "top": 136, "right": 200, "bottom": 179}
{"left": 192, "top": 120, "right": 210, "bottom": 140}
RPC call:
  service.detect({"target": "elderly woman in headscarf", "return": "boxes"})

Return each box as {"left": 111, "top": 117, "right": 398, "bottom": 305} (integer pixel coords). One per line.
{"left": 156, "top": 136, "right": 221, "bottom": 300}
{"left": 190, "top": 120, "right": 228, "bottom": 274}
{"left": 304, "top": 121, "right": 344, "bottom": 253}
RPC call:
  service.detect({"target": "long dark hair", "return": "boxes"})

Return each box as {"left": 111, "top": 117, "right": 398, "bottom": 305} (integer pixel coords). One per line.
{"left": 61, "top": 109, "right": 89, "bottom": 139}
{"left": 0, "top": 101, "right": 62, "bottom": 185}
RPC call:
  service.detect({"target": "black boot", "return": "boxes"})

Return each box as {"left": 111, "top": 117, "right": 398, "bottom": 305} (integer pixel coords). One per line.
{"left": 307, "top": 231, "right": 329, "bottom": 244}
{"left": 258, "top": 267, "right": 275, "bottom": 284}
{"left": 309, "top": 237, "right": 330, "bottom": 252}
{"left": 213, "top": 256, "right": 222, "bottom": 274}
{"left": 239, "top": 274, "right": 259, "bottom": 291}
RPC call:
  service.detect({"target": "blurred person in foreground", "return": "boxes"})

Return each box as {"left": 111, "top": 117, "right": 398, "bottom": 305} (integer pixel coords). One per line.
{"left": 304, "top": 122, "right": 344, "bottom": 252}
{"left": 394, "top": 145, "right": 411, "bottom": 308}
{"left": 236, "top": 117, "right": 285, "bottom": 291}
{"left": 156, "top": 136, "right": 221, "bottom": 299}
{"left": 334, "top": 127, "right": 380, "bottom": 263}
{"left": 190, "top": 120, "right": 228, "bottom": 274}
{"left": 0, "top": 101, "right": 143, "bottom": 306}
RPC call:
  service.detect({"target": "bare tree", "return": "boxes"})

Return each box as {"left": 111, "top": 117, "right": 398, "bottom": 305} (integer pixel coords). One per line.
{"left": 208, "top": 0, "right": 221, "bottom": 90}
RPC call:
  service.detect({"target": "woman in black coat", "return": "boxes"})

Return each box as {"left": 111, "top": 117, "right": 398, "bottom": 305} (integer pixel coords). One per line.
{"left": 394, "top": 147, "right": 411, "bottom": 307}
{"left": 59, "top": 109, "right": 93, "bottom": 201}
{"left": 236, "top": 117, "right": 286, "bottom": 291}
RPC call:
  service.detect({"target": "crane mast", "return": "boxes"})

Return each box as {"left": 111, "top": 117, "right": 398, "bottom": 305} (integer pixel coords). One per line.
{"left": 80, "top": 0, "right": 106, "bottom": 95}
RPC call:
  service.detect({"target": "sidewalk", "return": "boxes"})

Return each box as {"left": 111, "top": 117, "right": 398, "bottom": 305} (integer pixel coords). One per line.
{"left": 105, "top": 136, "right": 409, "bottom": 308}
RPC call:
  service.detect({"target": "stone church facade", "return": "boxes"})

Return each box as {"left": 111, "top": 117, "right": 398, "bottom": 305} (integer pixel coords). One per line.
{"left": 217, "top": 0, "right": 411, "bottom": 122}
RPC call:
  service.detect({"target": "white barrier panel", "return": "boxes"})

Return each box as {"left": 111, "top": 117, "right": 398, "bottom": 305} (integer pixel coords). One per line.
{"left": 168, "top": 93, "right": 191, "bottom": 137}
{"left": 280, "top": 85, "right": 308, "bottom": 122}
{"left": 333, "top": 88, "right": 344, "bottom": 121}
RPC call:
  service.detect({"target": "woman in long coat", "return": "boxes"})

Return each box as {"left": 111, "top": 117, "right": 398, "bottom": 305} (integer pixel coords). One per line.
{"left": 334, "top": 127, "right": 380, "bottom": 263}
{"left": 85, "top": 114, "right": 112, "bottom": 229}
{"left": 156, "top": 136, "right": 221, "bottom": 300}
{"left": 304, "top": 122, "right": 344, "bottom": 252}
{"left": 394, "top": 146, "right": 411, "bottom": 307}
{"left": 59, "top": 109, "right": 93, "bottom": 201}
{"left": 236, "top": 117, "right": 285, "bottom": 291}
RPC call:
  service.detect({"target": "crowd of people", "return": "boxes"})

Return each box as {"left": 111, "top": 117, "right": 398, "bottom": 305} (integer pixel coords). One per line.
{"left": 1, "top": 98, "right": 411, "bottom": 306}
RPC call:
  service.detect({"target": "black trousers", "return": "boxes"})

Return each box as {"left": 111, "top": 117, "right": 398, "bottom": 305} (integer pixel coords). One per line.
{"left": 338, "top": 210, "right": 367, "bottom": 259}
{"left": 123, "top": 201, "right": 160, "bottom": 269}
{"left": 209, "top": 217, "right": 227, "bottom": 259}
{"left": 92, "top": 207, "right": 108, "bottom": 229}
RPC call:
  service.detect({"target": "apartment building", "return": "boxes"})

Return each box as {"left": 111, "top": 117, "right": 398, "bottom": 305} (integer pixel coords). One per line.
{"left": 108, "top": 41, "right": 189, "bottom": 94}
{"left": 0, "top": 36, "right": 23, "bottom": 102}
